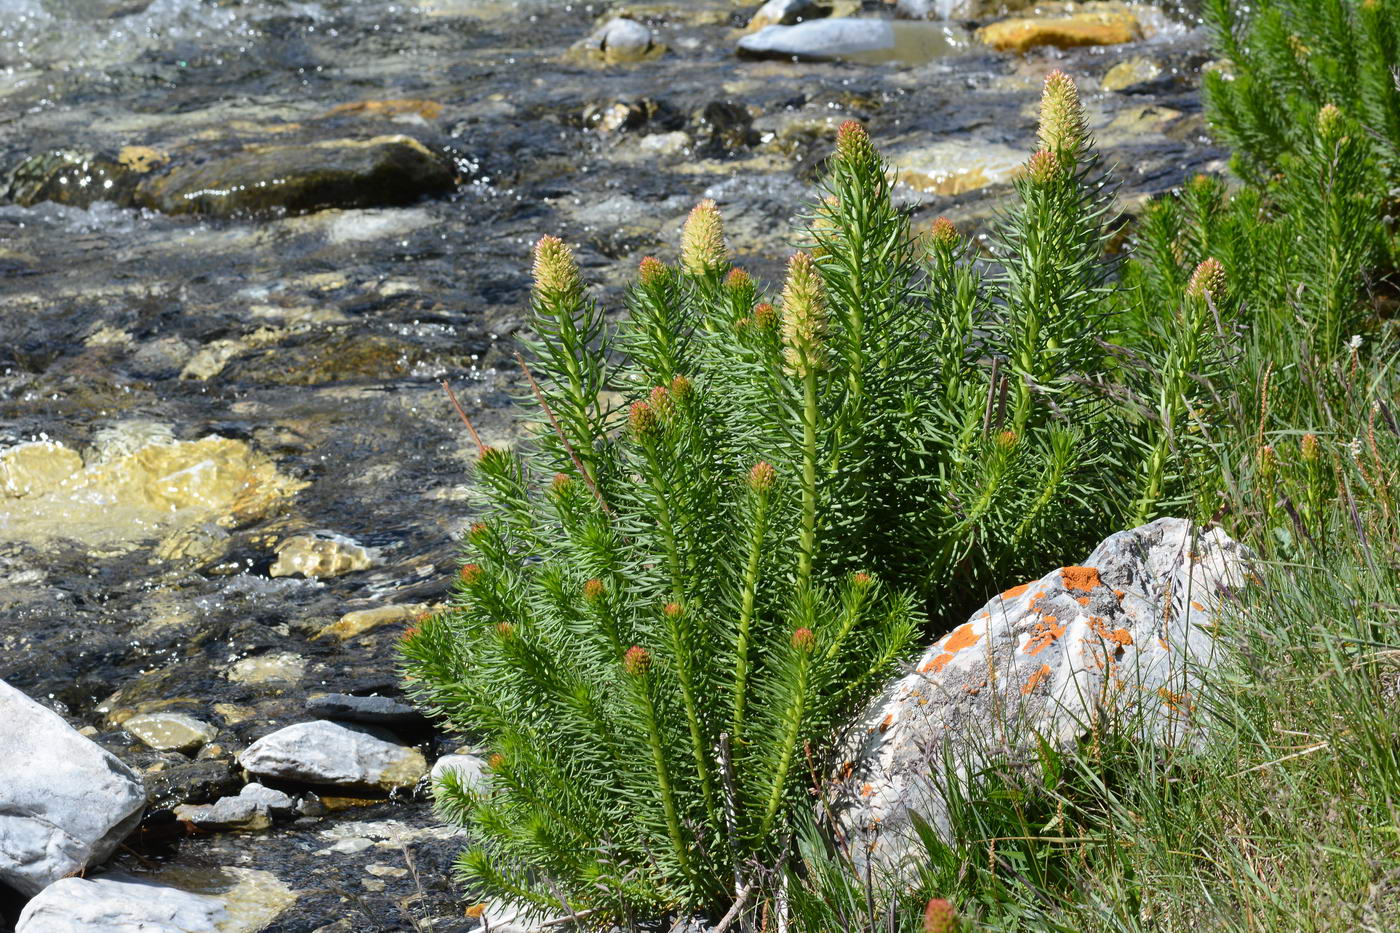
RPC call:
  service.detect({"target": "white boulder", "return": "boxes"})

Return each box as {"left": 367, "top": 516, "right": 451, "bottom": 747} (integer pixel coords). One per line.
{"left": 15, "top": 874, "right": 225, "bottom": 933}
{"left": 0, "top": 679, "right": 146, "bottom": 896}
{"left": 828, "top": 518, "right": 1252, "bottom": 875}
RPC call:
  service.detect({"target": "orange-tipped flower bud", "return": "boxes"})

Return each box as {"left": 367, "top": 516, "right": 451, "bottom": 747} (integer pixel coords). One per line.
{"left": 401, "top": 625, "right": 420, "bottom": 641}
{"left": 996, "top": 430, "right": 1018, "bottom": 451}
{"left": 495, "top": 621, "right": 514, "bottom": 639}
{"left": 753, "top": 303, "right": 777, "bottom": 330}
{"left": 669, "top": 374, "right": 693, "bottom": 403}
{"left": 639, "top": 255, "right": 666, "bottom": 286}
{"left": 1186, "top": 257, "right": 1226, "bottom": 301}
{"left": 852, "top": 571, "right": 874, "bottom": 589}
{"left": 488, "top": 753, "right": 505, "bottom": 770}
{"left": 1259, "top": 444, "right": 1276, "bottom": 477}
{"left": 929, "top": 216, "right": 958, "bottom": 249}
{"left": 1301, "top": 432, "right": 1320, "bottom": 463}
{"left": 780, "top": 251, "right": 828, "bottom": 376}
{"left": 532, "top": 235, "right": 583, "bottom": 299}
{"left": 681, "top": 199, "right": 728, "bottom": 276}
{"left": 923, "top": 898, "right": 959, "bottom": 933}
{"left": 552, "top": 472, "right": 573, "bottom": 492}
{"left": 624, "top": 645, "right": 651, "bottom": 675}
{"left": 583, "top": 578, "right": 606, "bottom": 602}
{"left": 747, "top": 460, "right": 776, "bottom": 494}
{"left": 460, "top": 563, "right": 484, "bottom": 584}
{"left": 725, "top": 267, "right": 752, "bottom": 291}
{"left": 649, "top": 384, "right": 674, "bottom": 420}
{"left": 836, "top": 120, "right": 876, "bottom": 168}
{"left": 1038, "top": 70, "right": 1086, "bottom": 159}
{"left": 791, "top": 627, "right": 816, "bottom": 652}
{"left": 629, "top": 400, "right": 659, "bottom": 437}
{"left": 469, "top": 521, "right": 489, "bottom": 540}
{"left": 663, "top": 601, "right": 684, "bottom": 618}
{"left": 1026, "top": 149, "right": 1063, "bottom": 185}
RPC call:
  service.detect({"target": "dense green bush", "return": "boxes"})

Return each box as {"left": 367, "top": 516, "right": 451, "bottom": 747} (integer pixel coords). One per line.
{"left": 1203, "top": 0, "right": 1400, "bottom": 184}
{"left": 400, "top": 72, "right": 1245, "bottom": 923}
{"left": 405, "top": 10, "right": 1399, "bottom": 919}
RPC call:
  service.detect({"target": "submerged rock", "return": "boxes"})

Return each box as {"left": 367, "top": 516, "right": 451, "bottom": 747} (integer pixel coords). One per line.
{"left": 133, "top": 135, "right": 455, "bottom": 218}
{"left": 0, "top": 679, "right": 146, "bottom": 896}
{"left": 271, "top": 532, "right": 379, "bottom": 579}
{"left": 0, "top": 436, "right": 306, "bottom": 553}
{"left": 1103, "top": 55, "right": 1165, "bottom": 92}
{"left": 829, "top": 519, "right": 1252, "bottom": 877}
{"left": 891, "top": 140, "right": 1027, "bottom": 196}
{"left": 238, "top": 721, "right": 428, "bottom": 792}
{"left": 316, "top": 603, "right": 427, "bottom": 641}
{"left": 124, "top": 712, "right": 217, "bottom": 753}
{"left": 306, "top": 693, "right": 429, "bottom": 728}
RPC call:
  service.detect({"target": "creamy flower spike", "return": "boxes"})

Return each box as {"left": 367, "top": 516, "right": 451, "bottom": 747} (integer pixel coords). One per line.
{"left": 531, "top": 235, "right": 582, "bottom": 299}
{"left": 680, "top": 199, "right": 728, "bottom": 276}
{"left": 780, "top": 251, "right": 829, "bottom": 377}
{"left": 1186, "top": 257, "right": 1227, "bottom": 300}
{"left": 1038, "top": 70, "right": 1087, "bottom": 161}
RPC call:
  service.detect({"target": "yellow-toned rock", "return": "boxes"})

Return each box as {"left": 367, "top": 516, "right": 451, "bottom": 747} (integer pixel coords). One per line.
{"left": 890, "top": 141, "right": 1027, "bottom": 196}
{"left": 0, "top": 436, "right": 304, "bottom": 551}
{"left": 317, "top": 603, "right": 428, "bottom": 641}
{"left": 979, "top": 7, "right": 1141, "bottom": 54}
{"left": 270, "top": 532, "right": 378, "bottom": 579}
{"left": 1103, "top": 56, "right": 1162, "bottom": 92}
{"left": 0, "top": 441, "right": 83, "bottom": 499}
{"left": 322, "top": 99, "right": 444, "bottom": 121}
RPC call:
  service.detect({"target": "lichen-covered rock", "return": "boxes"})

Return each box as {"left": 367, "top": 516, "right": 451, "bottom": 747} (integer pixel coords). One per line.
{"left": 238, "top": 721, "right": 427, "bottom": 792}
{"left": 829, "top": 519, "right": 1251, "bottom": 876}
{"left": 0, "top": 679, "right": 147, "bottom": 896}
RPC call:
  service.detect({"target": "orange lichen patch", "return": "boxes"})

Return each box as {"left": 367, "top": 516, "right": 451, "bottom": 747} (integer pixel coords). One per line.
{"left": 920, "top": 652, "right": 957, "bottom": 674}
{"left": 1021, "top": 664, "right": 1052, "bottom": 695}
{"left": 1024, "top": 617, "right": 1065, "bottom": 656}
{"left": 1191, "top": 600, "right": 1206, "bottom": 612}
{"left": 465, "top": 903, "right": 488, "bottom": 919}
{"left": 324, "top": 98, "right": 444, "bottom": 120}
{"left": 1061, "top": 566, "right": 1102, "bottom": 593}
{"left": 1113, "top": 589, "right": 1126, "bottom": 601}
{"left": 1086, "top": 615, "right": 1134, "bottom": 648}
{"left": 861, "top": 783, "right": 875, "bottom": 798}
{"left": 943, "top": 623, "right": 982, "bottom": 653}
{"left": 879, "top": 714, "right": 894, "bottom": 733}
{"left": 1001, "top": 582, "right": 1032, "bottom": 600}
{"left": 1076, "top": 596, "right": 1091, "bottom": 606}
{"left": 1157, "top": 686, "right": 1191, "bottom": 713}
{"left": 1028, "top": 590, "right": 1047, "bottom": 611}
{"left": 840, "top": 761, "right": 854, "bottom": 780}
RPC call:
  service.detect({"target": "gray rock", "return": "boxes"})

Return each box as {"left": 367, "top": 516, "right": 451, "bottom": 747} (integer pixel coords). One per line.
{"left": 143, "top": 758, "right": 241, "bottom": 811}
{"left": 895, "top": 0, "right": 1034, "bottom": 17}
{"left": 829, "top": 519, "right": 1252, "bottom": 878}
{"left": 174, "top": 796, "right": 271, "bottom": 832}
{"left": 14, "top": 874, "right": 225, "bottom": 933}
{"left": 238, "top": 721, "right": 428, "bottom": 792}
{"left": 0, "top": 679, "right": 147, "bottom": 897}
{"left": 238, "top": 782, "right": 297, "bottom": 817}
{"left": 133, "top": 135, "right": 454, "bottom": 218}
{"left": 430, "top": 754, "right": 491, "bottom": 795}
{"left": 305, "top": 692, "right": 428, "bottom": 728}
{"left": 738, "top": 18, "right": 894, "bottom": 60}
{"left": 123, "top": 712, "right": 217, "bottom": 753}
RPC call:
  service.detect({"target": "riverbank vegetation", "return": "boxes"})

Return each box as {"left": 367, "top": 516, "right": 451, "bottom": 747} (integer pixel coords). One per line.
{"left": 403, "top": 0, "right": 1400, "bottom": 928}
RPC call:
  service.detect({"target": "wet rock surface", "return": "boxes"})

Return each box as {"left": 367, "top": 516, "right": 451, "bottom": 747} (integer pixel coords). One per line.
{"left": 1, "top": 0, "right": 1217, "bottom": 928}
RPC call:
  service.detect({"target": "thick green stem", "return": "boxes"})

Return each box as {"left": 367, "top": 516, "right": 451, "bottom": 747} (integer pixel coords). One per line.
{"left": 661, "top": 604, "right": 719, "bottom": 831}
{"left": 758, "top": 651, "right": 811, "bottom": 838}
{"left": 799, "top": 366, "right": 819, "bottom": 589}
{"left": 731, "top": 491, "right": 770, "bottom": 746}
{"left": 637, "top": 676, "right": 692, "bottom": 879}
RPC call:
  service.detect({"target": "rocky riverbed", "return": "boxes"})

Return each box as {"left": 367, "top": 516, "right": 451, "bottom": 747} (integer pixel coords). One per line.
{"left": 1, "top": 0, "right": 1222, "bottom": 929}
